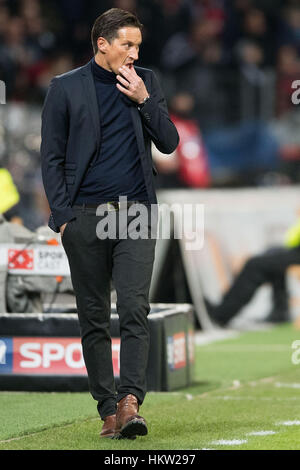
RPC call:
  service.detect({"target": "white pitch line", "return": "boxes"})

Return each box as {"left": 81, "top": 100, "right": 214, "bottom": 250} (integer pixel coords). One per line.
{"left": 230, "top": 380, "right": 241, "bottom": 389}
{"left": 199, "top": 345, "right": 291, "bottom": 352}
{"left": 211, "top": 396, "right": 300, "bottom": 401}
{"left": 275, "top": 382, "right": 300, "bottom": 389}
{"left": 185, "top": 394, "right": 193, "bottom": 401}
{"left": 149, "top": 392, "right": 300, "bottom": 402}
{"left": 276, "top": 420, "right": 300, "bottom": 426}
{"left": 211, "top": 439, "right": 247, "bottom": 446}
{"left": 194, "top": 330, "right": 240, "bottom": 346}
{"left": 247, "top": 431, "right": 276, "bottom": 436}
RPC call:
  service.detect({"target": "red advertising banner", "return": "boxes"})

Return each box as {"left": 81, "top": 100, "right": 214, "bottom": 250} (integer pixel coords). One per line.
{"left": 11, "top": 337, "right": 120, "bottom": 376}
{"left": 167, "top": 332, "right": 187, "bottom": 371}
{"left": 173, "top": 332, "right": 186, "bottom": 369}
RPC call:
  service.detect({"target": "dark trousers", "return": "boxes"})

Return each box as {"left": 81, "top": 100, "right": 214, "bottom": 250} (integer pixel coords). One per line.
{"left": 214, "top": 246, "right": 300, "bottom": 324}
{"left": 61, "top": 204, "right": 156, "bottom": 419}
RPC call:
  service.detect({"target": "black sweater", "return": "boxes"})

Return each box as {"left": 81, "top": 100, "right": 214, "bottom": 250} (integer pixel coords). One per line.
{"left": 75, "top": 58, "right": 148, "bottom": 204}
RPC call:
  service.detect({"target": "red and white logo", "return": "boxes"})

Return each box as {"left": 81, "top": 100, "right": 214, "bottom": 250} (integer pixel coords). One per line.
{"left": 167, "top": 332, "right": 186, "bottom": 370}
{"left": 8, "top": 249, "right": 34, "bottom": 270}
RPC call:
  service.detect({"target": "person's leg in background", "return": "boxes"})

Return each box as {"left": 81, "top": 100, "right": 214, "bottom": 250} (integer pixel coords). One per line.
{"left": 206, "top": 246, "right": 300, "bottom": 326}
{"left": 265, "top": 269, "right": 289, "bottom": 323}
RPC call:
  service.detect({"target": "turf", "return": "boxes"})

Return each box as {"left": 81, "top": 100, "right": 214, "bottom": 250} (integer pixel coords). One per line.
{"left": 1, "top": 323, "right": 300, "bottom": 450}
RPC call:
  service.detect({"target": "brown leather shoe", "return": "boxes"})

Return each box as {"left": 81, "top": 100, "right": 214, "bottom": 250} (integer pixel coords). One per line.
{"left": 115, "top": 394, "right": 148, "bottom": 439}
{"left": 100, "top": 414, "right": 116, "bottom": 438}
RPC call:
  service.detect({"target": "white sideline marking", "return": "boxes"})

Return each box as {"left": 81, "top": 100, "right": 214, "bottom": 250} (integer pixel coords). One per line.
{"left": 148, "top": 393, "right": 300, "bottom": 402}
{"left": 185, "top": 394, "right": 193, "bottom": 401}
{"left": 211, "top": 439, "right": 247, "bottom": 446}
{"left": 200, "top": 345, "right": 291, "bottom": 352}
{"left": 247, "top": 431, "right": 276, "bottom": 436}
{"left": 275, "top": 382, "right": 300, "bottom": 389}
{"left": 231, "top": 380, "right": 241, "bottom": 389}
{"left": 194, "top": 330, "right": 239, "bottom": 346}
{"left": 212, "top": 396, "right": 300, "bottom": 401}
{"left": 276, "top": 420, "right": 300, "bottom": 426}
{"left": 250, "top": 377, "right": 276, "bottom": 386}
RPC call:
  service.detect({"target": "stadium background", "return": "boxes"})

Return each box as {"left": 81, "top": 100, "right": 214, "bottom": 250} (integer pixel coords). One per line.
{"left": 1, "top": 0, "right": 300, "bottom": 451}
{"left": 1, "top": 0, "right": 300, "bottom": 229}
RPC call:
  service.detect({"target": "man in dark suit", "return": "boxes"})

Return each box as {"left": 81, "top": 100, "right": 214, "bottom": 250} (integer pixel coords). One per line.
{"left": 40, "top": 8, "right": 179, "bottom": 440}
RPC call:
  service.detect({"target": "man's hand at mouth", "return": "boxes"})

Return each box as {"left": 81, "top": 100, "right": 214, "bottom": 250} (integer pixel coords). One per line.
{"left": 116, "top": 65, "right": 149, "bottom": 104}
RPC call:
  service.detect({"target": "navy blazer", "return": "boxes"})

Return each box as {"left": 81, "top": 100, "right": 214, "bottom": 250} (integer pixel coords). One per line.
{"left": 40, "top": 59, "right": 179, "bottom": 233}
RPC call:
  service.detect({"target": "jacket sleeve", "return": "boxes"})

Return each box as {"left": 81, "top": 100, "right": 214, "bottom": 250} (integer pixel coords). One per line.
{"left": 40, "top": 77, "right": 75, "bottom": 230}
{"left": 138, "top": 71, "right": 179, "bottom": 154}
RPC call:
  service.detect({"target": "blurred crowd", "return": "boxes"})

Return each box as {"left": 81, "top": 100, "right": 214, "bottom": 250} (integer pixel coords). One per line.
{"left": 0, "top": 0, "right": 299, "bottom": 109}
{"left": 1, "top": 0, "right": 300, "bottom": 229}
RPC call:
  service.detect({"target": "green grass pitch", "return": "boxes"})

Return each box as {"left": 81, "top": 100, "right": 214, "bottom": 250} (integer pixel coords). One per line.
{"left": 1, "top": 323, "right": 300, "bottom": 450}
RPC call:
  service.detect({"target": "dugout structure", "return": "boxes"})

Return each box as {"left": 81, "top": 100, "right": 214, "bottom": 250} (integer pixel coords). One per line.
{"left": 0, "top": 303, "right": 195, "bottom": 392}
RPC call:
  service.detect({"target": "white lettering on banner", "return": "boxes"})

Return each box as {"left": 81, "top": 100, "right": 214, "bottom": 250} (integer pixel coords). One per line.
{"left": 20, "top": 343, "right": 42, "bottom": 368}
{"left": 65, "top": 343, "right": 85, "bottom": 369}
{"left": 43, "top": 343, "right": 65, "bottom": 368}
{"left": 0, "top": 340, "right": 7, "bottom": 364}
{"left": 17, "top": 340, "right": 86, "bottom": 372}
{"left": 36, "top": 250, "right": 65, "bottom": 272}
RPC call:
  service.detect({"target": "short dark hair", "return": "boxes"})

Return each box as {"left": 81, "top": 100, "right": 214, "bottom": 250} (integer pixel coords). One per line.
{"left": 91, "top": 8, "right": 143, "bottom": 55}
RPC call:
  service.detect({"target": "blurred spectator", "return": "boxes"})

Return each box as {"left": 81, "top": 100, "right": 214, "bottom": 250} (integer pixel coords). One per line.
{"left": 27, "top": 50, "right": 74, "bottom": 101}
{"left": 160, "top": 0, "right": 189, "bottom": 39}
{"left": 278, "top": 5, "right": 300, "bottom": 49}
{"left": 0, "top": 16, "right": 28, "bottom": 99}
{"left": 235, "top": 39, "right": 272, "bottom": 121}
{"left": 160, "top": 10, "right": 225, "bottom": 72}
{"left": 0, "top": 0, "right": 296, "bottom": 108}
{"left": 241, "top": 8, "right": 275, "bottom": 66}
{"left": 152, "top": 91, "right": 211, "bottom": 188}
{"left": 0, "top": 4, "right": 10, "bottom": 38}
{"left": 276, "top": 45, "right": 300, "bottom": 117}
{"left": 182, "top": 0, "right": 226, "bottom": 31}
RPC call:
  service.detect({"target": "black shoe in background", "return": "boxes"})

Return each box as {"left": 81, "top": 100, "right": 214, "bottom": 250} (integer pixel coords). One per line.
{"left": 204, "top": 298, "right": 229, "bottom": 328}
{"left": 264, "top": 308, "right": 290, "bottom": 323}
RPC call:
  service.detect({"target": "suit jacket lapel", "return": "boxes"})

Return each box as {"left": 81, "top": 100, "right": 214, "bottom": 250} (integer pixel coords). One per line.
{"left": 80, "top": 60, "right": 101, "bottom": 152}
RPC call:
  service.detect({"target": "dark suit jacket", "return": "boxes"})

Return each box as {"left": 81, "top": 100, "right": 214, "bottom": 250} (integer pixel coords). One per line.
{"left": 40, "top": 59, "right": 179, "bottom": 233}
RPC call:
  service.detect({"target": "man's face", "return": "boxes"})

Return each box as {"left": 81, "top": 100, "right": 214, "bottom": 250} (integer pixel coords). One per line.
{"left": 98, "top": 27, "right": 142, "bottom": 74}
